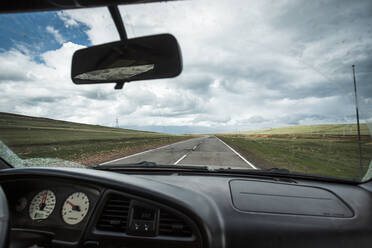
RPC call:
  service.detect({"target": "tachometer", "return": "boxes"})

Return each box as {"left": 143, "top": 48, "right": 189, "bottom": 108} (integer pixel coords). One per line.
{"left": 62, "top": 192, "right": 89, "bottom": 225}
{"left": 29, "top": 190, "right": 56, "bottom": 220}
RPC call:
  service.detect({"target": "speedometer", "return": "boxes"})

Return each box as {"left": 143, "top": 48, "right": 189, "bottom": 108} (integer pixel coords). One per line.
{"left": 62, "top": 192, "right": 90, "bottom": 225}
{"left": 29, "top": 190, "right": 56, "bottom": 220}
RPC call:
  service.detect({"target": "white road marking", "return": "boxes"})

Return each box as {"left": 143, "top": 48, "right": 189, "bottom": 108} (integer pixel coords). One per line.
{"left": 215, "top": 136, "right": 257, "bottom": 169}
{"left": 174, "top": 154, "right": 187, "bottom": 165}
{"left": 174, "top": 141, "right": 201, "bottom": 165}
{"left": 100, "top": 138, "right": 199, "bottom": 165}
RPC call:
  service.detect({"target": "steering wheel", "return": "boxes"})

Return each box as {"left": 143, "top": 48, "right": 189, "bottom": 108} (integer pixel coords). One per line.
{"left": 0, "top": 186, "right": 9, "bottom": 248}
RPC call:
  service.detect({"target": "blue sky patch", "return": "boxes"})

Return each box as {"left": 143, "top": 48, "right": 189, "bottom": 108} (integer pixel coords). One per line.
{"left": 0, "top": 11, "right": 90, "bottom": 62}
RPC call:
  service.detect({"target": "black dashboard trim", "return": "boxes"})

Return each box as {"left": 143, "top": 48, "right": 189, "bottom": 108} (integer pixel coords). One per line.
{"left": 0, "top": 168, "right": 215, "bottom": 248}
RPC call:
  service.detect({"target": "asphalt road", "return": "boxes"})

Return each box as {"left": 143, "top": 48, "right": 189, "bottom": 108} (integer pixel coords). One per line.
{"left": 102, "top": 136, "right": 256, "bottom": 169}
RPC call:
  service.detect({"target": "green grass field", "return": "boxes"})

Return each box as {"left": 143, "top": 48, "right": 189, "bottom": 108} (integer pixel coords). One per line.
{"left": 0, "top": 112, "right": 192, "bottom": 165}
{"left": 1, "top": 112, "right": 371, "bottom": 180}
{"left": 243, "top": 123, "right": 370, "bottom": 135}
{"left": 217, "top": 124, "right": 371, "bottom": 180}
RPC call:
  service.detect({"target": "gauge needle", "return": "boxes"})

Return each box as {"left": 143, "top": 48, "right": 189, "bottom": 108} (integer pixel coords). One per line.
{"left": 39, "top": 191, "right": 47, "bottom": 210}
{"left": 67, "top": 200, "right": 81, "bottom": 211}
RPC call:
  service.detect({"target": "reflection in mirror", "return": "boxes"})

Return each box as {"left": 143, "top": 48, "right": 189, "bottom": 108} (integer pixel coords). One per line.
{"left": 74, "top": 64, "right": 155, "bottom": 81}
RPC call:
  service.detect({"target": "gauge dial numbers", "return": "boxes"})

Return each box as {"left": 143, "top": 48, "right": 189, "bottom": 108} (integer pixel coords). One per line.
{"left": 29, "top": 190, "right": 56, "bottom": 220}
{"left": 62, "top": 192, "right": 90, "bottom": 225}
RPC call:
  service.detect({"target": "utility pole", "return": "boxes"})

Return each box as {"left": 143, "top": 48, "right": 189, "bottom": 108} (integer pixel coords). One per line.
{"left": 352, "top": 65, "right": 363, "bottom": 179}
{"left": 116, "top": 117, "right": 119, "bottom": 128}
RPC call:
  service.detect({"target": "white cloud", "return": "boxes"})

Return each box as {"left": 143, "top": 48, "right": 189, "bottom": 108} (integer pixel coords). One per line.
{"left": 58, "top": 7, "right": 119, "bottom": 44}
{"left": 46, "top": 26, "right": 65, "bottom": 44}
{"left": 57, "top": 11, "right": 79, "bottom": 27}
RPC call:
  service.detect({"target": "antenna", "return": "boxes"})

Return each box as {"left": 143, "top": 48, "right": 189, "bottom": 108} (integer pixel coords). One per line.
{"left": 352, "top": 65, "right": 363, "bottom": 179}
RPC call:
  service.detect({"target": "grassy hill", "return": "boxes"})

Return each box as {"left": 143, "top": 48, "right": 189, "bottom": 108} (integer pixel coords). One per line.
{"left": 243, "top": 123, "right": 370, "bottom": 136}
{"left": 0, "top": 112, "right": 191, "bottom": 165}
{"left": 218, "top": 123, "right": 371, "bottom": 180}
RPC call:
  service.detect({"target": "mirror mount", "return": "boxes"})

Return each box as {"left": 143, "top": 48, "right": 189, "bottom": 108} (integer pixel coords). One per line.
{"left": 108, "top": 5, "right": 128, "bottom": 41}
{"left": 108, "top": 5, "right": 128, "bottom": 90}
{"left": 114, "top": 82, "right": 126, "bottom": 90}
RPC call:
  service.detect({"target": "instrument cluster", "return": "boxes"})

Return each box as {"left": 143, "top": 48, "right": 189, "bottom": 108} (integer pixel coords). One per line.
{"left": 4, "top": 179, "right": 101, "bottom": 243}
{"left": 27, "top": 189, "right": 90, "bottom": 225}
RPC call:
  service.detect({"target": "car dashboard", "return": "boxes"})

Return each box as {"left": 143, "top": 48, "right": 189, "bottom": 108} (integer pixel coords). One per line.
{"left": 1, "top": 168, "right": 203, "bottom": 248}
{"left": 1, "top": 167, "right": 372, "bottom": 248}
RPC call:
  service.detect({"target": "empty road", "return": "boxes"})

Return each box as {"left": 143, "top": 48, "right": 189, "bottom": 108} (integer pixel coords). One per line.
{"left": 101, "top": 136, "right": 256, "bottom": 169}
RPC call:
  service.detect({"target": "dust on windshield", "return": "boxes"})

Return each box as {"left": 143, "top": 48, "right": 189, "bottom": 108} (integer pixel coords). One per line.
{"left": 0, "top": 0, "right": 371, "bottom": 181}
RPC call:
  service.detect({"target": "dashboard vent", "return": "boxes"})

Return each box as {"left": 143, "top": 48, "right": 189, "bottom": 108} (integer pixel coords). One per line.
{"left": 159, "top": 209, "right": 193, "bottom": 237}
{"left": 96, "top": 194, "right": 131, "bottom": 232}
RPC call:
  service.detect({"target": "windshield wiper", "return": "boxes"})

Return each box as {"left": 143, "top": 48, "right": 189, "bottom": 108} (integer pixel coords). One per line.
{"left": 94, "top": 161, "right": 292, "bottom": 174}
{"left": 96, "top": 161, "right": 289, "bottom": 171}
{"left": 94, "top": 161, "right": 291, "bottom": 178}
{"left": 263, "top": 167, "right": 291, "bottom": 174}
{"left": 93, "top": 162, "right": 357, "bottom": 184}
{"left": 94, "top": 161, "right": 209, "bottom": 171}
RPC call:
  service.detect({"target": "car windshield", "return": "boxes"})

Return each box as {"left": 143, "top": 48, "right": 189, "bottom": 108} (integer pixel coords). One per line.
{"left": 0, "top": 0, "right": 371, "bottom": 181}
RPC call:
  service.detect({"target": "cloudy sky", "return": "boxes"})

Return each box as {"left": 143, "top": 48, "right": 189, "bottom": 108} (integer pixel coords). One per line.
{"left": 0, "top": 0, "right": 371, "bottom": 134}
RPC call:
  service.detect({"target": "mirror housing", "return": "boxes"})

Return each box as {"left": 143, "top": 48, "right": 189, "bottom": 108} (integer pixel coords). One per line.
{"left": 71, "top": 34, "right": 182, "bottom": 85}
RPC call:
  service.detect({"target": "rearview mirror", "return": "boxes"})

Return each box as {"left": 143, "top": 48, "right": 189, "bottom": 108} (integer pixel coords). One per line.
{"left": 71, "top": 34, "right": 182, "bottom": 86}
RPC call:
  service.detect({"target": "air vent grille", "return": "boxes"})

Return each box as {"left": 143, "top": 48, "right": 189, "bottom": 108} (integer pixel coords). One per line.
{"left": 96, "top": 195, "right": 130, "bottom": 232}
{"left": 159, "top": 210, "right": 193, "bottom": 237}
